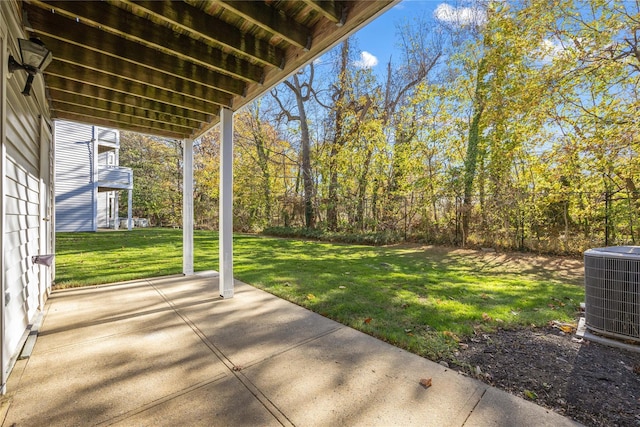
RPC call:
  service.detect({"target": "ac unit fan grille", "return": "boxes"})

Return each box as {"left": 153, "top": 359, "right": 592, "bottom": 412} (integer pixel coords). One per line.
{"left": 584, "top": 247, "right": 640, "bottom": 343}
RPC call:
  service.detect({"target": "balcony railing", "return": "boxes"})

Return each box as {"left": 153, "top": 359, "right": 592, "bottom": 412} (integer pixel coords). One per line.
{"left": 96, "top": 127, "right": 119, "bottom": 153}
{"left": 98, "top": 165, "right": 133, "bottom": 191}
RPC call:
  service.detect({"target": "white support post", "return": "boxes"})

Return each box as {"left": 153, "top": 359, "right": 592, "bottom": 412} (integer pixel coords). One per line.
{"left": 127, "top": 189, "right": 133, "bottom": 231}
{"left": 92, "top": 136, "right": 99, "bottom": 231}
{"left": 183, "top": 138, "right": 194, "bottom": 275}
{"left": 113, "top": 191, "right": 119, "bottom": 230}
{"left": 219, "top": 108, "right": 234, "bottom": 298}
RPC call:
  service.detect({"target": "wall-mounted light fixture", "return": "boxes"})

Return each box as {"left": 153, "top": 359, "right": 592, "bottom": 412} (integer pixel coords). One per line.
{"left": 8, "top": 38, "right": 52, "bottom": 96}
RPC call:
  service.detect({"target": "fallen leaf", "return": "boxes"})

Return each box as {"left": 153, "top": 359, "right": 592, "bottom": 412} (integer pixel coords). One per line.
{"left": 482, "top": 313, "right": 492, "bottom": 322}
{"left": 443, "top": 331, "right": 460, "bottom": 342}
{"left": 551, "top": 320, "right": 576, "bottom": 334}
{"left": 524, "top": 390, "right": 538, "bottom": 400}
{"left": 552, "top": 298, "right": 566, "bottom": 306}
{"left": 307, "top": 293, "right": 316, "bottom": 300}
{"left": 364, "top": 317, "right": 372, "bottom": 324}
{"left": 404, "top": 328, "right": 413, "bottom": 333}
{"left": 419, "top": 378, "right": 432, "bottom": 388}
{"left": 339, "top": 285, "right": 346, "bottom": 289}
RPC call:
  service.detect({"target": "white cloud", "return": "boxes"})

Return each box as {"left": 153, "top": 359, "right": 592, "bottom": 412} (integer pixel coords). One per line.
{"left": 353, "top": 51, "right": 379, "bottom": 68}
{"left": 433, "top": 3, "right": 486, "bottom": 27}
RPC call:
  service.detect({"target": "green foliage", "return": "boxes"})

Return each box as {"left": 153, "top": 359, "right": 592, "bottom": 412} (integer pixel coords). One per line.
{"left": 119, "top": 133, "right": 183, "bottom": 227}
{"left": 121, "top": 1, "right": 640, "bottom": 255}
{"left": 262, "top": 226, "right": 402, "bottom": 246}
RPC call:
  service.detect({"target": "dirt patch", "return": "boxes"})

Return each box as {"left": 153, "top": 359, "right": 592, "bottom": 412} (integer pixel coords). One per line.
{"left": 403, "top": 244, "right": 585, "bottom": 285}
{"left": 452, "top": 326, "right": 640, "bottom": 426}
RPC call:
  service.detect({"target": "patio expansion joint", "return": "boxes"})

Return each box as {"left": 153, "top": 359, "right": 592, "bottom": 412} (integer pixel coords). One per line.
{"left": 461, "top": 386, "right": 489, "bottom": 426}
{"left": 93, "top": 374, "right": 228, "bottom": 427}
{"left": 236, "top": 325, "right": 344, "bottom": 371}
{"left": 147, "top": 280, "right": 296, "bottom": 427}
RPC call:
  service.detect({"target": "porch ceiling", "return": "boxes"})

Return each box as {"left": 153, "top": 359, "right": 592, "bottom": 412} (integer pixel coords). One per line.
{"left": 21, "top": 0, "right": 396, "bottom": 140}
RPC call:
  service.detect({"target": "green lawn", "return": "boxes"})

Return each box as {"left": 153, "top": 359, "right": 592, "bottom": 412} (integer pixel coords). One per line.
{"left": 56, "top": 228, "right": 584, "bottom": 360}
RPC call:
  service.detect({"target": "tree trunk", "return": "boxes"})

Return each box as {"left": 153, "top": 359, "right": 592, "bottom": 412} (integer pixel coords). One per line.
{"left": 327, "top": 40, "right": 350, "bottom": 231}
{"left": 271, "top": 67, "right": 317, "bottom": 229}
{"left": 293, "top": 77, "right": 315, "bottom": 228}
{"left": 462, "top": 58, "right": 487, "bottom": 246}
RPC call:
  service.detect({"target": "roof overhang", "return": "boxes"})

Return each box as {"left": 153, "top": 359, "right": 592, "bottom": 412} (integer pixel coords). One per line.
{"left": 21, "top": 0, "right": 397, "bottom": 139}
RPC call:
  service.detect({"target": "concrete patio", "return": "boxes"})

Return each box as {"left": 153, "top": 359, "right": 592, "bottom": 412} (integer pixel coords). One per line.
{"left": 0, "top": 273, "right": 579, "bottom": 426}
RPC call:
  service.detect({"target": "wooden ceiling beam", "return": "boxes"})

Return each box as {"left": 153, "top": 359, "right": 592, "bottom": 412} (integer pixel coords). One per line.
{"left": 53, "top": 111, "right": 188, "bottom": 139}
{"left": 116, "top": 0, "right": 285, "bottom": 69}
{"left": 40, "top": 39, "right": 244, "bottom": 101}
{"left": 45, "top": 75, "right": 211, "bottom": 123}
{"left": 31, "top": 37, "right": 245, "bottom": 98}
{"left": 51, "top": 101, "right": 194, "bottom": 136}
{"left": 213, "top": 0, "right": 311, "bottom": 49}
{"left": 24, "top": 4, "right": 263, "bottom": 84}
{"left": 33, "top": 0, "right": 285, "bottom": 68}
{"left": 48, "top": 89, "right": 204, "bottom": 129}
{"left": 301, "top": 0, "right": 346, "bottom": 25}
{"left": 44, "top": 65, "right": 226, "bottom": 115}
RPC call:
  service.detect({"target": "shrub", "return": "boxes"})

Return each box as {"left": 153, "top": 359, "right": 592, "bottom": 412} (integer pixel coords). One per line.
{"left": 261, "top": 227, "right": 403, "bottom": 246}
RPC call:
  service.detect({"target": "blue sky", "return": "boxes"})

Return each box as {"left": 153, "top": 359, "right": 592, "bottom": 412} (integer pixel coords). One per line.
{"left": 346, "top": 0, "right": 487, "bottom": 73}
{"left": 311, "top": 1, "right": 489, "bottom": 79}
{"left": 353, "top": 1, "right": 441, "bottom": 67}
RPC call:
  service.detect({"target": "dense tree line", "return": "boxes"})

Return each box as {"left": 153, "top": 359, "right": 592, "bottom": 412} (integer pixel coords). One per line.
{"left": 119, "top": 0, "right": 639, "bottom": 254}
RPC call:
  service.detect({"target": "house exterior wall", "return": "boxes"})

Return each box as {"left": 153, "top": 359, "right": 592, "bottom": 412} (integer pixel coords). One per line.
{"left": 1, "top": 0, "right": 54, "bottom": 392}
{"left": 55, "top": 121, "right": 127, "bottom": 232}
{"left": 54, "top": 121, "right": 95, "bottom": 232}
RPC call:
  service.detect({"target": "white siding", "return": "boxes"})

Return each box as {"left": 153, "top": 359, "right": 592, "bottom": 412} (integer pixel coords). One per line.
{"left": 1, "top": 0, "right": 53, "bottom": 388}
{"left": 5, "top": 81, "right": 43, "bottom": 362}
{"left": 54, "top": 121, "right": 95, "bottom": 232}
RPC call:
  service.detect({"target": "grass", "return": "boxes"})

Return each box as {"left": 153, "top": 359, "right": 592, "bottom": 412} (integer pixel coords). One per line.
{"left": 56, "top": 228, "right": 585, "bottom": 360}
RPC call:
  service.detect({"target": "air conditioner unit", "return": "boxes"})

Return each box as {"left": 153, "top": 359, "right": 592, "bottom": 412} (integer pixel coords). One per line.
{"left": 584, "top": 246, "right": 640, "bottom": 343}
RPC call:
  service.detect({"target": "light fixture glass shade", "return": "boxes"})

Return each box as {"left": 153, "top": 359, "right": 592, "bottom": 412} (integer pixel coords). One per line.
{"left": 17, "top": 38, "right": 52, "bottom": 72}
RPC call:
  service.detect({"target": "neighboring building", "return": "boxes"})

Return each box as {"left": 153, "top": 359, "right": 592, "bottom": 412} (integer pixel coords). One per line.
{"left": 54, "top": 121, "right": 133, "bottom": 232}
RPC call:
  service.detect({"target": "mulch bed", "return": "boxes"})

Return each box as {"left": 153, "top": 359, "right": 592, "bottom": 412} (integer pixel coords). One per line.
{"left": 452, "top": 325, "right": 640, "bottom": 426}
